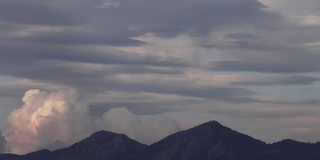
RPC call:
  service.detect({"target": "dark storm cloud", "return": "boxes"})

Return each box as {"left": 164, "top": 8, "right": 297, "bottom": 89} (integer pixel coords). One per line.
{"left": 233, "top": 75, "right": 320, "bottom": 86}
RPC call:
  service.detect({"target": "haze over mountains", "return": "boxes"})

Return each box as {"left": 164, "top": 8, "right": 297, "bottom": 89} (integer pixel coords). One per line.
{"left": 1, "top": 121, "right": 319, "bottom": 160}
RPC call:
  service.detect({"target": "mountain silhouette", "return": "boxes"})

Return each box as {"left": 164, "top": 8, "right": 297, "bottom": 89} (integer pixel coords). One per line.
{"left": 146, "top": 121, "right": 267, "bottom": 160}
{"left": 0, "top": 131, "right": 147, "bottom": 160}
{"left": 268, "top": 139, "right": 320, "bottom": 160}
{"left": 1, "top": 121, "right": 320, "bottom": 160}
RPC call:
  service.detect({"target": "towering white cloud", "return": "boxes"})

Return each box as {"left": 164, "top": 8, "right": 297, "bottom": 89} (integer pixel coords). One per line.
{"left": 102, "top": 107, "right": 181, "bottom": 145}
{"left": 3, "top": 89, "right": 181, "bottom": 154}
{"left": 4, "top": 89, "right": 92, "bottom": 154}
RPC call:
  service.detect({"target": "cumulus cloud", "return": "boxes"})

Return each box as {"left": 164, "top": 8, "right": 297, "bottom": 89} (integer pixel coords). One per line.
{"left": 4, "top": 89, "right": 92, "bottom": 154}
{"left": 102, "top": 107, "right": 181, "bottom": 145}
{"left": 3, "top": 89, "right": 181, "bottom": 154}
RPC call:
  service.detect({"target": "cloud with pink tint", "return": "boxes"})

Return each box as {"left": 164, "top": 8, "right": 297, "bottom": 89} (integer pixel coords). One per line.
{"left": 3, "top": 89, "right": 182, "bottom": 154}
{"left": 286, "top": 127, "right": 315, "bottom": 134}
{"left": 285, "top": 127, "right": 320, "bottom": 142}
{"left": 302, "top": 15, "right": 320, "bottom": 26}
{"left": 4, "top": 89, "right": 92, "bottom": 154}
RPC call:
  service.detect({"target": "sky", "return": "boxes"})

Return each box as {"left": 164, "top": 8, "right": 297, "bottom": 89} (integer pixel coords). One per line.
{"left": 1, "top": 0, "right": 320, "bottom": 154}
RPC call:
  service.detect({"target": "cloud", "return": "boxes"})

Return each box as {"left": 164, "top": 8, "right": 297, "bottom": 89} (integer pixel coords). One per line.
{"left": 3, "top": 89, "right": 182, "bottom": 154}
{"left": 12, "top": 30, "right": 147, "bottom": 46}
{"left": 91, "top": 0, "right": 281, "bottom": 38}
{"left": 4, "top": 89, "right": 92, "bottom": 154}
{"left": 0, "top": 1, "right": 86, "bottom": 26}
{"left": 1, "top": 0, "right": 320, "bottom": 146}
{"left": 259, "top": 0, "right": 320, "bottom": 17}
{"left": 95, "top": 0, "right": 120, "bottom": 8}
{"left": 0, "top": 79, "right": 68, "bottom": 101}
{"left": 102, "top": 107, "right": 181, "bottom": 145}
{"left": 232, "top": 75, "right": 320, "bottom": 86}
{"left": 212, "top": 59, "right": 320, "bottom": 73}
{"left": 282, "top": 117, "right": 320, "bottom": 142}
{"left": 0, "top": 0, "right": 317, "bottom": 102}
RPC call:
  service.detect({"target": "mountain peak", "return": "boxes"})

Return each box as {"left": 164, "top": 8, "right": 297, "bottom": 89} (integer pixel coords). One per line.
{"left": 274, "top": 139, "right": 301, "bottom": 144}
{"left": 194, "top": 120, "right": 225, "bottom": 132}
{"left": 89, "top": 130, "right": 125, "bottom": 138}
{"left": 198, "top": 120, "right": 223, "bottom": 128}
{"left": 201, "top": 120, "right": 223, "bottom": 126}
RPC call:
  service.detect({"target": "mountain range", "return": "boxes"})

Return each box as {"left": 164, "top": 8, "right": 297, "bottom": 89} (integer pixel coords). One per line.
{"left": 1, "top": 121, "right": 320, "bottom": 160}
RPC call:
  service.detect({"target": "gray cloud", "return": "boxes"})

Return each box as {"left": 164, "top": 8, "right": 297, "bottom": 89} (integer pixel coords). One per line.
{"left": 94, "top": 0, "right": 281, "bottom": 37}
{"left": 0, "top": 42, "right": 195, "bottom": 70}
{"left": 0, "top": 0, "right": 318, "bottom": 104}
{"left": 0, "top": 0, "right": 282, "bottom": 40}
{"left": 0, "top": 1, "right": 86, "bottom": 26}
{"left": 212, "top": 59, "right": 320, "bottom": 73}
{"left": 215, "top": 107, "right": 317, "bottom": 119}
{"left": 11, "top": 31, "right": 147, "bottom": 46}
{"left": 100, "top": 78, "right": 257, "bottom": 102}
{"left": 0, "top": 34, "right": 257, "bottom": 104}
{"left": 233, "top": 75, "right": 320, "bottom": 86}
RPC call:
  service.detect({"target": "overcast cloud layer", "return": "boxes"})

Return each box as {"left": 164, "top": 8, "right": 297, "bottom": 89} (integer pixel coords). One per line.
{"left": 1, "top": 0, "right": 320, "bottom": 154}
